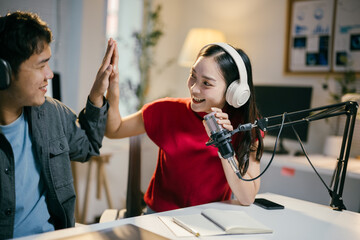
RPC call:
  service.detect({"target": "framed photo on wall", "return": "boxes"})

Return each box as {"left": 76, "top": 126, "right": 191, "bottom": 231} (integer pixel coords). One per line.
{"left": 285, "top": 0, "right": 335, "bottom": 73}
{"left": 332, "top": 0, "right": 360, "bottom": 72}
{"left": 285, "top": 0, "right": 360, "bottom": 74}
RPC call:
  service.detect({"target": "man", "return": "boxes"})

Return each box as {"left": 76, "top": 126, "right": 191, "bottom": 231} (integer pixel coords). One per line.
{"left": 0, "top": 11, "right": 119, "bottom": 238}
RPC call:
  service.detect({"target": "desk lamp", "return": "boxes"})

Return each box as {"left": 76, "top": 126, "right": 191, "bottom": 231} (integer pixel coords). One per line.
{"left": 178, "top": 28, "right": 226, "bottom": 67}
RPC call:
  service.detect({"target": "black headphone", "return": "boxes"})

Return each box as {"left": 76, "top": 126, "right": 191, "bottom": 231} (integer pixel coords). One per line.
{"left": 0, "top": 58, "right": 11, "bottom": 90}
{"left": 0, "top": 15, "right": 11, "bottom": 90}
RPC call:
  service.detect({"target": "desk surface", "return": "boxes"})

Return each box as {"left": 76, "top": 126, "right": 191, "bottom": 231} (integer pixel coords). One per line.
{"left": 17, "top": 193, "right": 360, "bottom": 240}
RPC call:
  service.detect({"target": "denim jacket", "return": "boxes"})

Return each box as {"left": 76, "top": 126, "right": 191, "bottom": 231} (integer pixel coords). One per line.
{"left": 0, "top": 97, "right": 108, "bottom": 239}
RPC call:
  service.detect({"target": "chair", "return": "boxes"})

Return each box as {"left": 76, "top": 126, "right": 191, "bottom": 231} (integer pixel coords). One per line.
{"left": 81, "top": 154, "right": 114, "bottom": 223}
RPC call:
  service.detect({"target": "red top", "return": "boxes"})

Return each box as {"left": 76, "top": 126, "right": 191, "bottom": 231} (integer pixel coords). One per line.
{"left": 142, "top": 98, "right": 232, "bottom": 212}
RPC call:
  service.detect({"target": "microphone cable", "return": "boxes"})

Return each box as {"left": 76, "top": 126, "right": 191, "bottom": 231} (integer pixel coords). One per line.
{"left": 239, "top": 112, "right": 335, "bottom": 202}
{"left": 235, "top": 112, "right": 287, "bottom": 182}
{"left": 288, "top": 116, "right": 333, "bottom": 196}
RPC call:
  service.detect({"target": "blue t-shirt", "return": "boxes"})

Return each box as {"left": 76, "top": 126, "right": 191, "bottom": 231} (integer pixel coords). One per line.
{"left": 0, "top": 112, "right": 54, "bottom": 237}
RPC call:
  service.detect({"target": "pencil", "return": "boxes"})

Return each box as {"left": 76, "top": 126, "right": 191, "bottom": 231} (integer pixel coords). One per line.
{"left": 173, "top": 217, "right": 200, "bottom": 237}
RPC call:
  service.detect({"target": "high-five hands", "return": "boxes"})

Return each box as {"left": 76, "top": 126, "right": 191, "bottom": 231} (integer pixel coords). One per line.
{"left": 89, "top": 38, "right": 119, "bottom": 108}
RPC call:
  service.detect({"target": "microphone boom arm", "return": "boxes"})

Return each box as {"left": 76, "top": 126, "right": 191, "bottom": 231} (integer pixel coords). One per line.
{"left": 248, "top": 101, "right": 358, "bottom": 211}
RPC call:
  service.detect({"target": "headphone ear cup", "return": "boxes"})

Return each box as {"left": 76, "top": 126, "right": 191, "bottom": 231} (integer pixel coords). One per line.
{"left": 226, "top": 80, "right": 250, "bottom": 108}
{"left": 0, "top": 58, "right": 11, "bottom": 90}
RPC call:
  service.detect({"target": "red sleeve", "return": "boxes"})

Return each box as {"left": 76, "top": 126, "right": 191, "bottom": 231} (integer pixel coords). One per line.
{"left": 142, "top": 99, "right": 167, "bottom": 145}
{"left": 141, "top": 98, "right": 189, "bottom": 147}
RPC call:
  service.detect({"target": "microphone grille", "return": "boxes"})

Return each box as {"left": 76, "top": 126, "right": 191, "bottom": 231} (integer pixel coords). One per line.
{"left": 204, "top": 112, "right": 223, "bottom": 134}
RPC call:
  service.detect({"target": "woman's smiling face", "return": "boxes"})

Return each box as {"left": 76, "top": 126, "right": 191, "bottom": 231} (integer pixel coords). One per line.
{"left": 187, "top": 56, "right": 227, "bottom": 113}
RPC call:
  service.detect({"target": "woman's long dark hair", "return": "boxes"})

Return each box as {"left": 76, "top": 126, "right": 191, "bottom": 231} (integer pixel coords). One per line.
{"left": 198, "top": 44, "right": 264, "bottom": 175}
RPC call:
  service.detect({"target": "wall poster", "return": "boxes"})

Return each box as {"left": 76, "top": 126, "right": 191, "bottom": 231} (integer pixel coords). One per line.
{"left": 332, "top": 0, "right": 360, "bottom": 72}
{"left": 285, "top": 0, "right": 360, "bottom": 73}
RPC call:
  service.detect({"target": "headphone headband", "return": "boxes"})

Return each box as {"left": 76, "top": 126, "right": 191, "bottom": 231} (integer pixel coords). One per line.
{"left": 211, "top": 42, "right": 248, "bottom": 88}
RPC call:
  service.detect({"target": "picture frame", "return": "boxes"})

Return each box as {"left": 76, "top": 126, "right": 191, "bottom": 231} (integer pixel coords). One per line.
{"left": 284, "top": 0, "right": 360, "bottom": 74}
{"left": 332, "top": 0, "right": 360, "bottom": 72}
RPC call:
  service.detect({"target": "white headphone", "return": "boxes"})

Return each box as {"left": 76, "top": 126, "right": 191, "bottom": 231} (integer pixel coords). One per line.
{"left": 210, "top": 43, "right": 250, "bottom": 108}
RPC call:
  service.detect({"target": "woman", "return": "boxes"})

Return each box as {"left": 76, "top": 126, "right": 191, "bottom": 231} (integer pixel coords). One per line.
{"left": 106, "top": 43, "right": 264, "bottom": 213}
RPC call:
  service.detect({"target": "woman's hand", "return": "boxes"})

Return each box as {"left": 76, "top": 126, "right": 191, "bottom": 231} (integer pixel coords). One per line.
{"left": 206, "top": 108, "right": 260, "bottom": 205}
{"left": 89, "top": 38, "right": 118, "bottom": 107}
{"left": 203, "top": 107, "right": 233, "bottom": 137}
{"left": 106, "top": 39, "right": 119, "bottom": 105}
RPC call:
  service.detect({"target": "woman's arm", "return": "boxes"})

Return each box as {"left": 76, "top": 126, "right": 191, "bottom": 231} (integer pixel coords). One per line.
{"left": 105, "top": 110, "right": 146, "bottom": 139}
{"left": 220, "top": 145, "right": 260, "bottom": 205}
{"left": 204, "top": 107, "right": 260, "bottom": 205}
{"left": 103, "top": 39, "right": 146, "bottom": 139}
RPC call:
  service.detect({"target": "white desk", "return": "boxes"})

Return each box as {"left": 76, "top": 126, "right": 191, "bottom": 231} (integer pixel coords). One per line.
{"left": 17, "top": 193, "right": 360, "bottom": 240}
{"left": 259, "top": 154, "right": 360, "bottom": 212}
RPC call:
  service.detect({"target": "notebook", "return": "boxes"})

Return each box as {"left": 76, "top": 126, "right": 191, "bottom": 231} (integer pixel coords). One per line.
{"left": 159, "top": 208, "right": 273, "bottom": 237}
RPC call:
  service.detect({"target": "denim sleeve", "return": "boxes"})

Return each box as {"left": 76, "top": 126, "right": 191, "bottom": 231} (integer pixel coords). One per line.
{"left": 68, "top": 97, "right": 109, "bottom": 162}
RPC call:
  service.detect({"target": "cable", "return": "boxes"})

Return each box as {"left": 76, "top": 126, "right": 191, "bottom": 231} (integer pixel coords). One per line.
{"left": 289, "top": 116, "right": 333, "bottom": 194}
{"left": 236, "top": 112, "right": 287, "bottom": 181}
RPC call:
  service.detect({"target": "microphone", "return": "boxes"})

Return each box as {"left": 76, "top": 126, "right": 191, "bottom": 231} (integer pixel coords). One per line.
{"left": 204, "top": 112, "right": 241, "bottom": 177}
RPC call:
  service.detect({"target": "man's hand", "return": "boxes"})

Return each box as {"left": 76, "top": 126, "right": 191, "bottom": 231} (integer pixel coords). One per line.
{"left": 89, "top": 38, "right": 119, "bottom": 107}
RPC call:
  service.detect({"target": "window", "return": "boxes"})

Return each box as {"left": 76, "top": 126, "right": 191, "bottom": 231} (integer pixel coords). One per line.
{"left": 106, "top": 0, "right": 143, "bottom": 115}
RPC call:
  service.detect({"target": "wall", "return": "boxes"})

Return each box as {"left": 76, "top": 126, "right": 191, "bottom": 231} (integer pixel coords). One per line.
{"left": 0, "top": 0, "right": 343, "bottom": 225}
{"left": 55, "top": 0, "right": 82, "bottom": 111}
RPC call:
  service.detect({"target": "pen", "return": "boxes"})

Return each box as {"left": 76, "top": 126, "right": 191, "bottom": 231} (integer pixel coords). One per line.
{"left": 172, "top": 217, "right": 200, "bottom": 237}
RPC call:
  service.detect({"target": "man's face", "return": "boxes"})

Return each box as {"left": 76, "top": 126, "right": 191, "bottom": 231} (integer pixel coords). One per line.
{"left": 10, "top": 42, "right": 54, "bottom": 107}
